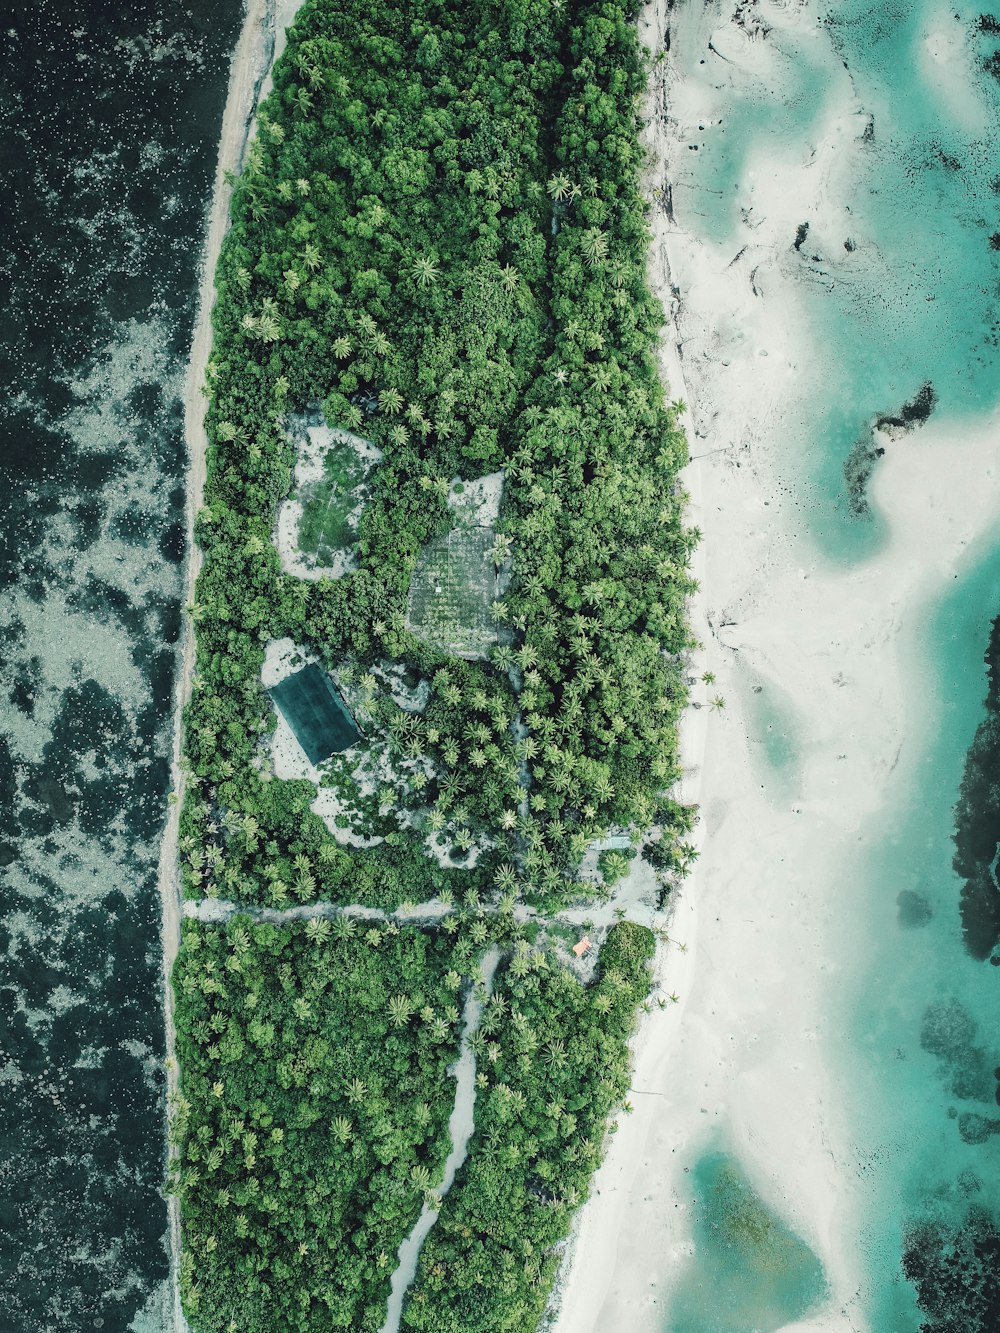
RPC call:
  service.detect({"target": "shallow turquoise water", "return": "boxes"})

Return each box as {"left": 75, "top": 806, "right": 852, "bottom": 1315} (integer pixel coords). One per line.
{"left": 834, "top": 535, "right": 1000, "bottom": 1330}
{"left": 685, "top": 0, "right": 1000, "bottom": 565}
{"left": 668, "top": 0, "right": 1000, "bottom": 1325}
{"left": 744, "top": 676, "right": 800, "bottom": 802}
{"left": 667, "top": 1148, "right": 827, "bottom": 1332}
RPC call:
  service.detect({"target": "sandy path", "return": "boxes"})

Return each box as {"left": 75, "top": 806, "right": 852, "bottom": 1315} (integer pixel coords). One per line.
{"left": 155, "top": 2, "right": 277, "bottom": 1327}
{"left": 182, "top": 867, "right": 664, "bottom": 933}
{"left": 379, "top": 948, "right": 502, "bottom": 1333}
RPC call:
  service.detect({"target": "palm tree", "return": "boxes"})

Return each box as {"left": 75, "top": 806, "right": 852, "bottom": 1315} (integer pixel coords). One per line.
{"left": 332, "top": 915, "right": 356, "bottom": 940}
{"left": 494, "top": 862, "right": 518, "bottom": 893}
{"left": 589, "top": 364, "right": 613, "bottom": 395}
{"left": 510, "top": 945, "right": 532, "bottom": 979}
{"left": 304, "top": 917, "right": 330, "bottom": 944}
{"left": 345, "top": 1077, "right": 367, "bottom": 1106}
{"left": 582, "top": 228, "right": 609, "bottom": 267}
{"left": 547, "top": 173, "right": 573, "bottom": 202}
{"left": 410, "top": 255, "right": 440, "bottom": 288}
{"left": 388, "top": 994, "right": 413, "bottom": 1028}
{"left": 543, "top": 1038, "right": 568, "bottom": 1070}
{"left": 492, "top": 644, "right": 515, "bottom": 671}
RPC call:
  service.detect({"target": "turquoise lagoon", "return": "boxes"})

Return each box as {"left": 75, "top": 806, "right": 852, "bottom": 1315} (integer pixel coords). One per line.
{"left": 666, "top": 1148, "right": 828, "bottom": 1332}
{"left": 664, "top": 0, "right": 1000, "bottom": 1326}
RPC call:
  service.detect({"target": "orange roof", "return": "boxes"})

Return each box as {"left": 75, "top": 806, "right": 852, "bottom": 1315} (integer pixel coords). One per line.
{"left": 572, "top": 936, "right": 591, "bottom": 958}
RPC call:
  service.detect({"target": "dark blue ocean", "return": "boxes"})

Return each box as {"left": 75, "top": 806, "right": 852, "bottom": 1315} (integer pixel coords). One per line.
{"left": 0, "top": 3, "right": 240, "bottom": 1328}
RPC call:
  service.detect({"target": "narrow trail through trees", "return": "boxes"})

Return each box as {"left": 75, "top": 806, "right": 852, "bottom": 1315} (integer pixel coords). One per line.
{"left": 378, "top": 947, "right": 501, "bottom": 1333}
{"left": 182, "top": 879, "right": 659, "bottom": 934}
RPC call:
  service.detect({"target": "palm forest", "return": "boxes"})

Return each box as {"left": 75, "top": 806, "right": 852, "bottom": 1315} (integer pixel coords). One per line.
{"left": 172, "top": 0, "right": 696, "bottom": 1328}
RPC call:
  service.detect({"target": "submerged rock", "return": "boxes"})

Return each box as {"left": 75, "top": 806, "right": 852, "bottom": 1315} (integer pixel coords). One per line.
{"left": 920, "top": 997, "right": 976, "bottom": 1061}
{"left": 958, "top": 1112, "right": 1000, "bottom": 1144}
{"left": 897, "top": 888, "right": 933, "bottom": 927}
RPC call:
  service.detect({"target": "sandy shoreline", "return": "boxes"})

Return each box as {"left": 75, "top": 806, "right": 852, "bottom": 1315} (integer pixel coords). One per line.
{"left": 154, "top": 1, "right": 277, "bottom": 1327}
{"left": 551, "top": 0, "right": 1000, "bottom": 1330}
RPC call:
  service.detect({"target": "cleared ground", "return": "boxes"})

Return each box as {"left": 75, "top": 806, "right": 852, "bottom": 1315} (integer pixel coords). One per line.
{"left": 297, "top": 430, "right": 369, "bottom": 562}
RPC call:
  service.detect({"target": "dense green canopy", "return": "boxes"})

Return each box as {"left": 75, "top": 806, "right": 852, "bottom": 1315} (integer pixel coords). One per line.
{"left": 173, "top": 0, "right": 692, "bottom": 1327}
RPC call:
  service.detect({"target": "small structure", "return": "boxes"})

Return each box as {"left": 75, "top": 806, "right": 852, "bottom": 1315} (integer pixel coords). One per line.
{"left": 405, "top": 470, "right": 511, "bottom": 660}
{"left": 572, "top": 936, "right": 592, "bottom": 959}
{"left": 267, "top": 664, "right": 361, "bottom": 766}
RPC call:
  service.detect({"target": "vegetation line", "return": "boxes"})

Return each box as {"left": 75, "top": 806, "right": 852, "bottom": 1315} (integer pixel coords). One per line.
{"left": 158, "top": 1, "right": 276, "bottom": 1327}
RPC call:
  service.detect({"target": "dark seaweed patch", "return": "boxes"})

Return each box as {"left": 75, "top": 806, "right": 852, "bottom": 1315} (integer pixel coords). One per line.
{"left": 876, "top": 381, "right": 937, "bottom": 430}
{"left": 920, "top": 997, "right": 994, "bottom": 1104}
{"left": 953, "top": 611, "right": 1000, "bottom": 959}
{"left": 903, "top": 1209, "right": 1000, "bottom": 1332}
{"left": 0, "top": 1, "right": 242, "bottom": 1328}
{"left": 897, "top": 888, "right": 933, "bottom": 927}
{"left": 843, "top": 434, "right": 880, "bottom": 517}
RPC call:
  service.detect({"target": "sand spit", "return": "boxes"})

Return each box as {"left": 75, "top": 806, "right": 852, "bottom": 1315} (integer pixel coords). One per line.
{"left": 155, "top": 2, "right": 280, "bottom": 1328}
{"left": 551, "top": 1, "right": 1000, "bottom": 1331}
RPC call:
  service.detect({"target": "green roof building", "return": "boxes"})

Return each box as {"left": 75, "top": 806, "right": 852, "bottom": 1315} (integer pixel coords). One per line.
{"left": 267, "top": 664, "right": 361, "bottom": 765}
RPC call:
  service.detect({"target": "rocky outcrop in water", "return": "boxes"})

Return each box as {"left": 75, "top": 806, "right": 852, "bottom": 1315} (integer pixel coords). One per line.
{"left": 903, "top": 1208, "right": 1000, "bottom": 1332}
{"left": 953, "top": 611, "right": 1000, "bottom": 961}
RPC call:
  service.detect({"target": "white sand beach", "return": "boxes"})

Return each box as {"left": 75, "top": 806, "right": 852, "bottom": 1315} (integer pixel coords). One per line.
{"left": 551, "top": 0, "right": 1000, "bottom": 1329}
